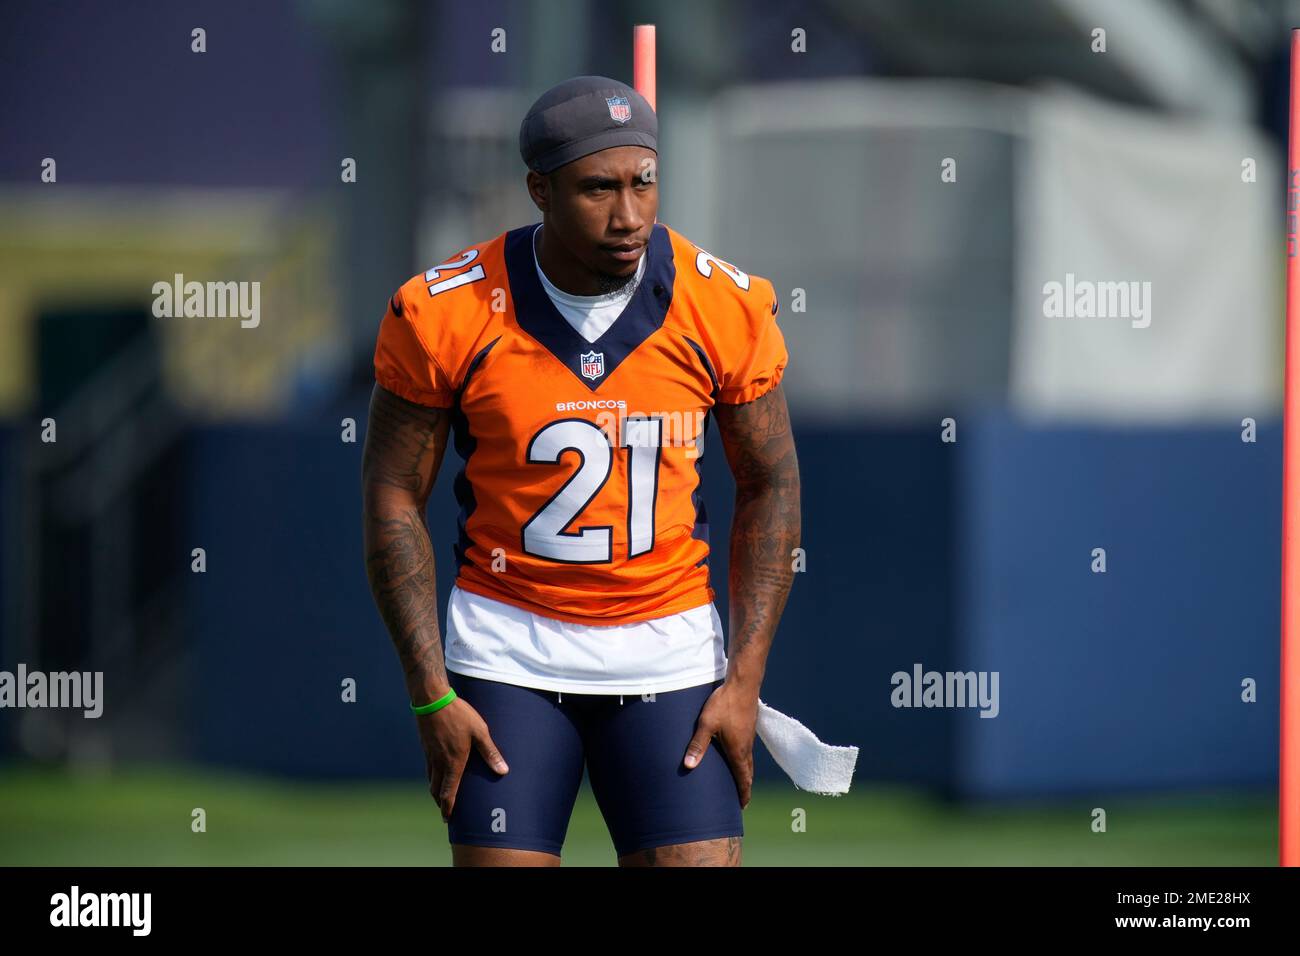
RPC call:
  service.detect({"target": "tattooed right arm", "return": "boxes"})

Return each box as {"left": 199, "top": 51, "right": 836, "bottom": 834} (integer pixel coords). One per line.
{"left": 361, "top": 383, "right": 453, "bottom": 704}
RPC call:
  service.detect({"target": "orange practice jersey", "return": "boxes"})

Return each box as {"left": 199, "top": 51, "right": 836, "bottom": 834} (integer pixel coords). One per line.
{"left": 373, "top": 221, "right": 787, "bottom": 625}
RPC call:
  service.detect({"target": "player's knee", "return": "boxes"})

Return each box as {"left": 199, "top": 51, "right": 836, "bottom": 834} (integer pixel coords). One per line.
{"left": 617, "top": 836, "right": 742, "bottom": 868}
{"left": 452, "top": 844, "right": 562, "bottom": 867}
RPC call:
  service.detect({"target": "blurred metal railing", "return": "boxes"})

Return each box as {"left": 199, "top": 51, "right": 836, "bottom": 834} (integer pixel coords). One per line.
{"left": 15, "top": 327, "right": 190, "bottom": 767}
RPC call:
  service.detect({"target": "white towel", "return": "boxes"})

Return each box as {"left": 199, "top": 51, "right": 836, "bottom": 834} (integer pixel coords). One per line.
{"left": 754, "top": 699, "right": 858, "bottom": 795}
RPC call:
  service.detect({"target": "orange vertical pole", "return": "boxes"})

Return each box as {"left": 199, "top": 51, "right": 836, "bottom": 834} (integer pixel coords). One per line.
{"left": 633, "top": 24, "right": 656, "bottom": 112}
{"left": 1282, "top": 28, "right": 1300, "bottom": 867}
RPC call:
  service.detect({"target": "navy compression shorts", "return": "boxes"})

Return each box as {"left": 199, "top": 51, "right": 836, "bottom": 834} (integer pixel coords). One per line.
{"left": 443, "top": 672, "right": 744, "bottom": 857}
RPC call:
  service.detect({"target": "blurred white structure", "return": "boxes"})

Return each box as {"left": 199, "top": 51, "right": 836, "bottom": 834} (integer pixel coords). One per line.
{"left": 695, "top": 78, "right": 1280, "bottom": 423}
{"left": 1013, "top": 83, "right": 1279, "bottom": 423}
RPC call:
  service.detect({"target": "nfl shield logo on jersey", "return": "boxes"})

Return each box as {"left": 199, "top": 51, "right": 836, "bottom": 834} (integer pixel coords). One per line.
{"left": 606, "top": 95, "right": 631, "bottom": 124}
{"left": 580, "top": 350, "right": 605, "bottom": 380}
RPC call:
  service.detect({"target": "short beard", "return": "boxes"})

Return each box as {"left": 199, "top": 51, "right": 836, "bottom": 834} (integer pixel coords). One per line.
{"left": 594, "top": 267, "right": 639, "bottom": 298}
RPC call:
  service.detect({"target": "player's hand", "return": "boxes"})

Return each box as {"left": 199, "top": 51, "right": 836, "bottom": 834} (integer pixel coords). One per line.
{"left": 683, "top": 679, "right": 757, "bottom": 809}
{"left": 415, "top": 698, "right": 509, "bottom": 823}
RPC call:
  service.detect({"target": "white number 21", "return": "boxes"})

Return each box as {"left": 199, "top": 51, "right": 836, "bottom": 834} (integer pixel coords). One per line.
{"left": 521, "top": 417, "right": 666, "bottom": 563}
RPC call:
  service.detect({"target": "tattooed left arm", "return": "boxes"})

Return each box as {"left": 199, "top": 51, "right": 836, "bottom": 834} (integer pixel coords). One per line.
{"left": 681, "top": 384, "right": 801, "bottom": 804}
{"left": 714, "top": 382, "right": 801, "bottom": 690}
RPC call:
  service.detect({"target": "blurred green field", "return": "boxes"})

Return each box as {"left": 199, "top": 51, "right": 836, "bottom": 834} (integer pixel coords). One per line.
{"left": 0, "top": 764, "right": 1277, "bottom": 866}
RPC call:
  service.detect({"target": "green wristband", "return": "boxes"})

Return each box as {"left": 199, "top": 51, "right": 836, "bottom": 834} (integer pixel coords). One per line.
{"left": 410, "top": 688, "right": 457, "bottom": 715}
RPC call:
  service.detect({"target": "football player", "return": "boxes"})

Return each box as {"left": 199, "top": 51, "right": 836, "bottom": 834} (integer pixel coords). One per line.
{"left": 362, "top": 75, "right": 800, "bottom": 867}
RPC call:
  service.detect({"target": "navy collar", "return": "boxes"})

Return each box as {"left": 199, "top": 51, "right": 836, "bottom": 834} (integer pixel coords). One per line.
{"left": 505, "top": 222, "right": 675, "bottom": 390}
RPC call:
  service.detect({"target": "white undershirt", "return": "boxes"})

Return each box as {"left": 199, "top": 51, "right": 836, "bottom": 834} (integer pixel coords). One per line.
{"left": 441, "top": 227, "right": 725, "bottom": 696}
{"left": 443, "top": 585, "right": 727, "bottom": 696}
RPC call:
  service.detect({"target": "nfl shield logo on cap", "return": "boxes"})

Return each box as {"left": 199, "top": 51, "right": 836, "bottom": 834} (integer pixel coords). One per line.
{"left": 605, "top": 95, "right": 631, "bottom": 124}
{"left": 580, "top": 350, "right": 605, "bottom": 380}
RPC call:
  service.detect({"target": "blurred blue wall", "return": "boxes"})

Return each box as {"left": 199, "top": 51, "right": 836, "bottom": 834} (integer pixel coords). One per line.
{"left": 169, "top": 406, "right": 1280, "bottom": 797}
{"left": 953, "top": 413, "right": 1279, "bottom": 798}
